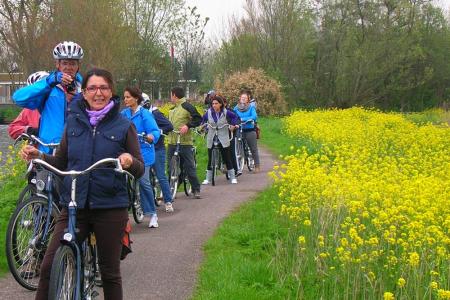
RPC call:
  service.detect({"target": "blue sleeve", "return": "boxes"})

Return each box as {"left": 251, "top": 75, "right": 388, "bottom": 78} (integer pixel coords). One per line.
{"left": 153, "top": 110, "right": 173, "bottom": 134}
{"left": 13, "top": 79, "right": 52, "bottom": 111}
{"left": 142, "top": 109, "right": 160, "bottom": 144}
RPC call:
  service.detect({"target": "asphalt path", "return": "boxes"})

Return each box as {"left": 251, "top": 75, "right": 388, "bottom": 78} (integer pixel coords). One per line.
{"left": 0, "top": 147, "right": 275, "bottom": 299}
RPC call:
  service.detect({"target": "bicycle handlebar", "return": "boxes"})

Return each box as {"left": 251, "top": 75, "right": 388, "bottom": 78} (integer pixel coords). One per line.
{"left": 240, "top": 119, "right": 255, "bottom": 125}
{"left": 204, "top": 123, "right": 232, "bottom": 130}
{"left": 14, "top": 133, "right": 60, "bottom": 149}
{"left": 28, "top": 158, "right": 132, "bottom": 178}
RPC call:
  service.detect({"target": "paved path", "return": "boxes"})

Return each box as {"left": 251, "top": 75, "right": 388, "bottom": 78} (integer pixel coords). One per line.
{"left": 0, "top": 147, "right": 275, "bottom": 299}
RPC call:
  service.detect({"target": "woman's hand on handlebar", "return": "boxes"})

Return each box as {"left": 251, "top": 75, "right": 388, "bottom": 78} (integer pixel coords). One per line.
{"left": 146, "top": 134, "right": 154, "bottom": 143}
{"left": 20, "top": 145, "right": 40, "bottom": 161}
{"left": 179, "top": 124, "right": 189, "bottom": 135}
{"left": 118, "top": 153, "right": 133, "bottom": 169}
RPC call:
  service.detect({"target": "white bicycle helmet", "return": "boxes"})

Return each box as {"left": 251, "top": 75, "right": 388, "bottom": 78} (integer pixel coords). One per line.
{"left": 141, "top": 92, "right": 151, "bottom": 108}
{"left": 53, "top": 41, "right": 84, "bottom": 60}
{"left": 27, "top": 71, "right": 49, "bottom": 85}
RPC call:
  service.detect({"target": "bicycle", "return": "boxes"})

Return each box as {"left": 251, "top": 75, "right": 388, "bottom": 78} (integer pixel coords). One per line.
{"left": 168, "top": 130, "right": 197, "bottom": 199}
{"left": 35, "top": 158, "right": 128, "bottom": 300}
{"left": 235, "top": 120, "right": 256, "bottom": 173}
{"left": 13, "top": 133, "right": 60, "bottom": 204}
{"left": 5, "top": 133, "right": 61, "bottom": 291}
{"left": 126, "top": 172, "right": 144, "bottom": 224}
{"left": 150, "top": 167, "right": 163, "bottom": 206}
{"left": 136, "top": 132, "right": 162, "bottom": 208}
{"left": 204, "top": 123, "right": 233, "bottom": 186}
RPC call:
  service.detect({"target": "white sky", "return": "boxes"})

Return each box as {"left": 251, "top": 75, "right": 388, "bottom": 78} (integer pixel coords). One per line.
{"left": 185, "top": 0, "right": 247, "bottom": 41}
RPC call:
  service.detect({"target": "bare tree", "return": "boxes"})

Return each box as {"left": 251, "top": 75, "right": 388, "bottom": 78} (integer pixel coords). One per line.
{"left": 0, "top": 0, "right": 53, "bottom": 74}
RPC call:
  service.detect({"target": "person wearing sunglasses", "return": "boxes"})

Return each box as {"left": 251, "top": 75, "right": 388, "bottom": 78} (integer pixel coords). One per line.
{"left": 13, "top": 41, "right": 84, "bottom": 154}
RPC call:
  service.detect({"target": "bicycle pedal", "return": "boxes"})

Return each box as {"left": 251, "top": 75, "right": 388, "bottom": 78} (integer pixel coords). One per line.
{"left": 91, "top": 290, "right": 100, "bottom": 298}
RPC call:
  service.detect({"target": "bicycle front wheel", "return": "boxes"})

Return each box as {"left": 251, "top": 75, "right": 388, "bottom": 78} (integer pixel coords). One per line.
{"left": 6, "top": 196, "right": 60, "bottom": 291}
{"left": 17, "top": 184, "right": 36, "bottom": 204}
{"left": 211, "top": 148, "right": 220, "bottom": 186}
{"left": 169, "top": 156, "right": 180, "bottom": 199}
{"left": 48, "top": 245, "right": 77, "bottom": 300}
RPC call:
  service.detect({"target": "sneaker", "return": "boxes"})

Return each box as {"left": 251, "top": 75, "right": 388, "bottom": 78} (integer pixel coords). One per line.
{"left": 149, "top": 215, "right": 159, "bottom": 228}
{"left": 193, "top": 191, "right": 201, "bottom": 199}
{"left": 231, "top": 178, "right": 238, "bottom": 184}
{"left": 165, "top": 202, "right": 174, "bottom": 213}
{"left": 235, "top": 171, "right": 242, "bottom": 177}
{"left": 254, "top": 166, "right": 261, "bottom": 173}
{"left": 201, "top": 179, "right": 210, "bottom": 185}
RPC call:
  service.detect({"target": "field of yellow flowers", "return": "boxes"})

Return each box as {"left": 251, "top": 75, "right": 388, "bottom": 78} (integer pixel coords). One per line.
{"left": 272, "top": 108, "right": 450, "bottom": 299}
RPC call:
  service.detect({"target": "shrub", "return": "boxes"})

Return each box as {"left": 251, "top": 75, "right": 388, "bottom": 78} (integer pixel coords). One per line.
{"left": 215, "top": 68, "right": 288, "bottom": 116}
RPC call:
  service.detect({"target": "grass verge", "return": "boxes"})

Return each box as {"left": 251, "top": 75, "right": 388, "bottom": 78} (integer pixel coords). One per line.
{"left": 192, "top": 117, "right": 301, "bottom": 299}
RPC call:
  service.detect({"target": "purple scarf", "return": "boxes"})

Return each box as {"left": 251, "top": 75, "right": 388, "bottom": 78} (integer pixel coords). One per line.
{"left": 86, "top": 101, "right": 115, "bottom": 126}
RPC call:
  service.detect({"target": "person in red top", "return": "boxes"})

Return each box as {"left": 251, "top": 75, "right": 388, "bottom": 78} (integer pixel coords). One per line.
{"left": 8, "top": 71, "right": 49, "bottom": 139}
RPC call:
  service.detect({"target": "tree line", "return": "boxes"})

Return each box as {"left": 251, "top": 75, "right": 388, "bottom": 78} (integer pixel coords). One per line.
{"left": 0, "top": 0, "right": 208, "bottom": 98}
{"left": 204, "top": 0, "right": 450, "bottom": 111}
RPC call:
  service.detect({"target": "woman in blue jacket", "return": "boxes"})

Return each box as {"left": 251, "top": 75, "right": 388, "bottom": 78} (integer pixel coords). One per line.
{"left": 121, "top": 87, "right": 161, "bottom": 228}
{"left": 234, "top": 91, "right": 260, "bottom": 172}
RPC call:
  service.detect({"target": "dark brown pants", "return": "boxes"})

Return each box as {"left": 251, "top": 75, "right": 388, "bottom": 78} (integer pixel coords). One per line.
{"left": 35, "top": 207, "right": 128, "bottom": 300}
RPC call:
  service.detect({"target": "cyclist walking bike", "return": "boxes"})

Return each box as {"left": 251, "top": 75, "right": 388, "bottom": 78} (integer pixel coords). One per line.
{"left": 201, "top": 95, "right": 239, "bottom": 185}
{"left": 19, "top": 68, "right": 144, "bottom": 300}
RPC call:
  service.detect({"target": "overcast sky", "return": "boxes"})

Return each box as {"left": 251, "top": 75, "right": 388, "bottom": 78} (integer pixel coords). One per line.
{"left": 185, "top": 0, "right": 246, "bottom": 41}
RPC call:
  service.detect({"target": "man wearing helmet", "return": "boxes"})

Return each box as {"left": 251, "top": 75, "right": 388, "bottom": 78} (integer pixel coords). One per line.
{"left": 8, "top": 71, "right": 49, "bottom": 139}
{"left": 13, "top": 41, "right": 84, "bottom": 153}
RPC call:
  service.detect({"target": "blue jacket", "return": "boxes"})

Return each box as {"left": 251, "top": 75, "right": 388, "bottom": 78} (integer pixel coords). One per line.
{"left": 13, "top": 71, "right": 83, "bottom": 154}
{"left": 121, "top": 106, "right": 160, "bottom": 166}
{"left": 233, "top": 105, "right": 257, "bottom": 130}
{"left": 62, "top": 97, "right": 133, "bottom": 209}
{"left": 149, "top": 106, "right": 173, "bottom": 150}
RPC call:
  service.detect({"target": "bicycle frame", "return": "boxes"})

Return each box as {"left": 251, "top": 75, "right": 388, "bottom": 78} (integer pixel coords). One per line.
{"left": 32, "top": 158, "right": 129, "bottom": 299}
{"left": 204, "top": 123, "right": 232, "bottom": 185}
{"left": 235, "top": 120, "right": 255, "bottom": 172}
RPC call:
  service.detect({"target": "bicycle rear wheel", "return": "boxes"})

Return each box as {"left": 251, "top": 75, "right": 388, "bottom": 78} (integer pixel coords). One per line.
{"left": 6, "top": 196, "right": 60, "bottom": 291}
{"left": 169, "top": 156, "right": 180, "bottom": 199}
{"left": 150, "top": 169, "right": 161, "bottom": 207}
{"left": 83, "top": 237, "right": 100, "bottom": 297}
{"left": 235, "top": 139, "right": 245, "bottom": 173}
{"left": 131, "top": 196, "right": 144, "bottom": 224}
{"left": 183, "top": 171, "right": 192, "bottom": 196}
{"left": 244, "top": 142, "right": 255, "bottom": 172}
{"left": 246, "top": 151, "right": 255, "bottom": 172}
{"left": 48, "top": 245, "right": 77, "bottom": 299}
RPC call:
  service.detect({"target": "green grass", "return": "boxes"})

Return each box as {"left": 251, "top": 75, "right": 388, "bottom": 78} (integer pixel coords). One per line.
{"left": 259, "top": 117, "right": 320, "bottom": 155}
{"left": 192, "top": 117, "right": 304, "bottom": 300}
{"left": 192, "top": 187, "right": 295, "bottom": 300}
{"left": 0, "top": 106, "right": 21, "bottom": 123}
